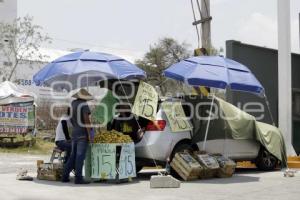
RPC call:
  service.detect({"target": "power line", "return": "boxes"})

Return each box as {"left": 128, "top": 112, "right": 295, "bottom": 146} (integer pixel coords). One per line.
{"left": 51, "top": 37, "right": 142, "bottom": 54}
{"left": 196, "top": 0, "right": 203, "bottom": 19}
{"left": 190, "top": 0, "right": 201, "bottom": 48}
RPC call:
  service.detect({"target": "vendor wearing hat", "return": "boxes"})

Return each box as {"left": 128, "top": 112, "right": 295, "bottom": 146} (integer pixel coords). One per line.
{"left": 62, "top": 88, "right": 94, "bottom": 184}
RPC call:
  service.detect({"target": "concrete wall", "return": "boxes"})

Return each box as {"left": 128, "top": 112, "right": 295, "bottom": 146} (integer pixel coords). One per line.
{"left": 226, "top": 40, "right": 300, "bottom": 153}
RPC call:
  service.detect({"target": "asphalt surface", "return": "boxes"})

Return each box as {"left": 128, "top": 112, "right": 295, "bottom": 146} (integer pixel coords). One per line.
{"left": 0, "top": 153, "right": 48, "bottom": 174}
{"left": 0, "top": 153, "right": 299, "bottom": 200}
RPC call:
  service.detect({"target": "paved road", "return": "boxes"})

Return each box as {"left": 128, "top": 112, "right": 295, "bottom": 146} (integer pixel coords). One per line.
{"left": 0, "top": 153, "right": 300, "bottom": 200}
{"left": 0, "top": 153, "right": 48, "bottom": 174}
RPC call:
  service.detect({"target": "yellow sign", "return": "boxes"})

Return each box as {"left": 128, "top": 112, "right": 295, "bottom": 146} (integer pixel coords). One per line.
{"left": 199, "top": 86, "right": 209, "bottom": 96}
{"left": 132, "top": 81, "right": 158, "bottom": 121}
{"left": 162, "top": 101, "right": 192, "bottom": 132}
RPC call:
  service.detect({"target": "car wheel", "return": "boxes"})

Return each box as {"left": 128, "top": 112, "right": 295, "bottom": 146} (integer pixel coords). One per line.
{"left": 256, "top": 147, "right": 278, "bottom": 171}
{"left": 171, "top": 143, "right": 194, "bottom": 159}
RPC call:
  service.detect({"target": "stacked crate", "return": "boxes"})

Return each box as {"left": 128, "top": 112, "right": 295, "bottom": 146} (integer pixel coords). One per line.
{"left": 212, "top": 154, "right": 236, "bottom": 178}
{"left": 170, "top": 152, "right": 203, "bottom": 181}
{"left": 193, "top": 152, "right": 220, "bottom": 179}
{"left": 37, "top": 161, "right": 63, "bottom": 181}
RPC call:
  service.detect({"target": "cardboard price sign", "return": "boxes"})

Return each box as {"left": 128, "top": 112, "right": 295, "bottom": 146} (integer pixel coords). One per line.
{"left": 89, "top": 143, "right": 136, "bottom": 180}
{"left": 91, "top": 144, "right": 117, "bottom": 179}
{"left": 162, "top": 101, "right": 192, "bottom": 132}
{"left": 118, "top": 143, "right": 136, "bottom": 179}
{"left": 132, "top": 81, "right": 158, "bottom": 121}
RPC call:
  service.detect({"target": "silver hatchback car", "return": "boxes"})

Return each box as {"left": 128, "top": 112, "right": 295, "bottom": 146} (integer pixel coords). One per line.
{"left": 135, "top": 95, "right": 278, "bottom": 172}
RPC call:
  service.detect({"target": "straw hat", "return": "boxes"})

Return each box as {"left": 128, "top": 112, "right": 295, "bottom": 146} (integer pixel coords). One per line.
{"left": 70, "top": 88, "right": 94, "bottom": 100}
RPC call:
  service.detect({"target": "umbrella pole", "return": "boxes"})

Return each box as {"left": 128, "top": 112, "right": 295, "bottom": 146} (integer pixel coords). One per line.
{"left": 86, "top": 74, "right": 89, "bottom": 92}
{"left": 202, "top": 94, "right": 215, "bottom": 151}
{"left": 117, "top": 79, "right": 161, "bottom": 173}
{"left": 263, "top": 94, "right": 276, "bottom": 126}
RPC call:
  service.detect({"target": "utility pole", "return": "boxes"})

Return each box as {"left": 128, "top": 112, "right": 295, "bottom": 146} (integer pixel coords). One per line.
{"left": 192, "top": 0, "right": 212, "bottom": 53}
{"left": 277, "top": 0, "right": 296, "bottom": 156}
{"left": 201, "top": 0, "right": 211, "bottom": 51}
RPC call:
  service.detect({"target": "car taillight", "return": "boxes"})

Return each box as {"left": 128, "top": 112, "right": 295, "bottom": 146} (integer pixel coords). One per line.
{"left": 146, "top": 120, "right": 166, "bottom": 131}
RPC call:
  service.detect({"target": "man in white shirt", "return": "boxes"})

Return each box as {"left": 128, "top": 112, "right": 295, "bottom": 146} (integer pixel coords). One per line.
{"left": 55, "top": 108, "right": 72, "bottom": 163}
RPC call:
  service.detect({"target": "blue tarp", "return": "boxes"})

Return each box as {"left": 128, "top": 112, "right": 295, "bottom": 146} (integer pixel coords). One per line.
{"left": 163, "top": 56, "right": 264, "bottom": 95}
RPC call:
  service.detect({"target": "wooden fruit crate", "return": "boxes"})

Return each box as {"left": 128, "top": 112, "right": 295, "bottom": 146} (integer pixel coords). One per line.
{"left": 37, "top": 161, "right": 63, "bottom": 181}
{"left": 170, "top": 152, "right": 202, "bottom": 181}
{"left": 193, "top": 152, "right": 220, "bottom": 179}
{"left": 212, "top": 154, "right": 236, "bottom": 178}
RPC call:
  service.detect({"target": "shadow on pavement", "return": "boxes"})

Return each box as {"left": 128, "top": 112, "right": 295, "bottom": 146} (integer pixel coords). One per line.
{"left": 32, "top": 168, "right": 280, "bottom": 186}
{"left": 137, "top": 168, "right": 266, "bottom": 184}
{"left": 235, "top": 168, "right": 281, "bottom": 175}
{"left": 187, "top": 174, "right": 260, "bottom": 184}
{"left": 33, "top": 177, "right": 141, "bottom": 187}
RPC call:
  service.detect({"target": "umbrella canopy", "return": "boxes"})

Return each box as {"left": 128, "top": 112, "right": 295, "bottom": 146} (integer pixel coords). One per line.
{"left": 33, "top": 51, "right": 146, "bottom": 90}
{"left": 163, "top": 56, "right": 264, "bottom": 95}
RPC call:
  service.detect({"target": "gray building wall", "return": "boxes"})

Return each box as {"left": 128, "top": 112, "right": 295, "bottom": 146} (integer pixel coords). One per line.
{"left": 226, "top": 40, "right": 300, "bottom": 154}
{"left": 0, "top": 0, "right": 17, "bottom": 23}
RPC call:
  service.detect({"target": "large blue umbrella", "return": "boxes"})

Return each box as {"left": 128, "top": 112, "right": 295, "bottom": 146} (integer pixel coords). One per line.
{"left": 33, "top": 51, "right": 146, "bottom": 90}
{"left": 164, "top": 56, "right": 266, "bottom": 151}
{"left": 163, "top": 56, "right": 264, "bottom": 95}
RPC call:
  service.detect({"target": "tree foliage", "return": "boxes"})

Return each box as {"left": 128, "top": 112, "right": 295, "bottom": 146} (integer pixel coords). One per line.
{"left": 0, "top": 15, "right": 51, "bottom": 81}
{"left": 135, "top": 37, "right": 191, "bottom": 95}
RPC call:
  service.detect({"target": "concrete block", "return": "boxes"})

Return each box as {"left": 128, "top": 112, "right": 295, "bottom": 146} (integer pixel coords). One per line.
{"left": 150, "top": 175, "right": 181, "bottom": 188}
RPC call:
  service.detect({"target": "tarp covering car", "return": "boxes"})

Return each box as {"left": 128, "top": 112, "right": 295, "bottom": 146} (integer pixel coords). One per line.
{"left": 185, "top": 95, "right": 287, "bottom": 166}
{"left": 255, "top": 121, "right": 287, "bottom": 165}
{"left": 216, "top": 98, "right": 287, "bottom": 164}
{"left": 216, "top": 97, "right": 286, "bottom": 165}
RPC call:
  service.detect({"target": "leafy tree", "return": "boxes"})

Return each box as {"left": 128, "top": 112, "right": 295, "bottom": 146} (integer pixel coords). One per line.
{"left": 135, "top": 37, "right": 192, "bottom": 95}
{"left": 0, "top": 15, "right": 51, "bottom": 81}
{"left": 209, "top": 46, "right": 224, "bottom": 56}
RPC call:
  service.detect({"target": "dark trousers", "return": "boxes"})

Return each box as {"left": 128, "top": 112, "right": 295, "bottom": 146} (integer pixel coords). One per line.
{"left": 56, "top": 140, "right": 72, "bottom": 163}
{"left": 62, "top": 138, "right": 88, "bottom": 181}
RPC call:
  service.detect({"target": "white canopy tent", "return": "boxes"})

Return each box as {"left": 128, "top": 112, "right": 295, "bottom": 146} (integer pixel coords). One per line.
{"left": 0, "top": 81, "right": 34, "bottom": 105}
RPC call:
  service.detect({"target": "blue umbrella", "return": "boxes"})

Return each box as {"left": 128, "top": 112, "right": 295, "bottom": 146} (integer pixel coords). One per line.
{"left": 33, "top": 51, "right": 146, "bottom": 90}
{"left": 163, "top": 56, "right": 264, "bottom": 95}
